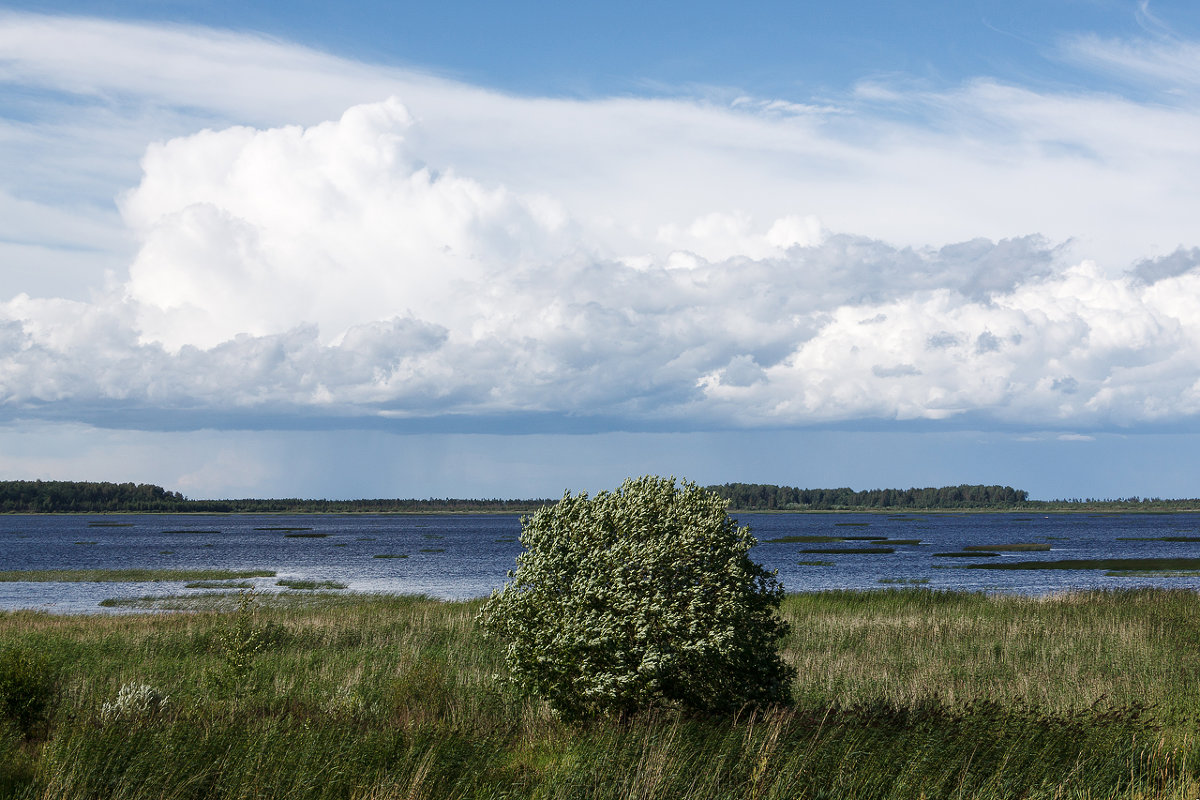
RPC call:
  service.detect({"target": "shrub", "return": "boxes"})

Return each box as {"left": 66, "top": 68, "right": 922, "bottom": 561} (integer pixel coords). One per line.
{"left": 209, "top": 590, "right": 271, "bottom": 698}
{"left": 0, "top": 645, "right": 56, "bottom": 735}
{"left": 480, "top": 475, "right": 794, "bottom": 719}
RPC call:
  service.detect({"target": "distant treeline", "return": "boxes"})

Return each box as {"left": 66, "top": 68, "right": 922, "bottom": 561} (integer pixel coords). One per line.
{"left": 707, "top": 483, "right": 1200, "bottom": 512}
{"left": 2, "top": 479, "right": 1198, "bottom": 514}
{"left": 0, "top": 481, "right": 552, "bottom": 514}
{"left": 706, "top": 483, "right": 1030, "bottom": 510}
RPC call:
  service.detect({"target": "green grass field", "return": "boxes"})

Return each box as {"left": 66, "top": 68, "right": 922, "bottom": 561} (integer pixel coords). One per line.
{"left": 3, "top": 588, "right": 1200, "bottom": 798}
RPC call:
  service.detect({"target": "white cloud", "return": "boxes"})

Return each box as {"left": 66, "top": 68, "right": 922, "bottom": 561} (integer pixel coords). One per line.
{"left": 2, "top": 15, "right": 1200, "bottom": 433}
{"left": 1063, "top": 31, "right": 1200, "bottom": 94}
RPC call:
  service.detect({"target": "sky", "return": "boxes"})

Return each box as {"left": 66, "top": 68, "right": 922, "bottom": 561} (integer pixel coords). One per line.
{"left": 2, "top": 1, "right": 1200, "bottom": 500}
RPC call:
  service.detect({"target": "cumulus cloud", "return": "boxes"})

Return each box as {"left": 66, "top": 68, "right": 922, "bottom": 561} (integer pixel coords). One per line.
{"left": 2, "top": 94, "right": 1199, "bottom": 432}
{"left": 3, "top": 15, "right": 1200, "bottom": 433}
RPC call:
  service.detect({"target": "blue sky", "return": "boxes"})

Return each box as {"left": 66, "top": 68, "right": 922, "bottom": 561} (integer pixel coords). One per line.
{"left": 1, "top": 1, "right": 1200, "bottom": 500}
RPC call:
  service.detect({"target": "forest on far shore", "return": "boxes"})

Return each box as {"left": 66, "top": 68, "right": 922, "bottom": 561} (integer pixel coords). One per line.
{"left": 0, "top": 479, "right": 1197, "bottom": 513}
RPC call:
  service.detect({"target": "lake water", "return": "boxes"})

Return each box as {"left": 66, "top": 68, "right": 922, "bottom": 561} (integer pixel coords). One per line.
{"left": 3, "top": 511, "right": 1200, "bottom": 613}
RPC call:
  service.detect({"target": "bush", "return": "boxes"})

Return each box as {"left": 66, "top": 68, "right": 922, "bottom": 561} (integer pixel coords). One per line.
{"left": 0, "top": 645, "right": 56, "bottom": 735}
{"left": 481, "top": 475, "right": 794, "bottom": 719}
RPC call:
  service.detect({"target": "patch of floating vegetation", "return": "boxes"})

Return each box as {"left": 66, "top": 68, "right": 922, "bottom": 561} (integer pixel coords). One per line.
{"left": 185, "top": 580, "right": 254, "bottom": 589}
{"left": 159, "top": 550, "right": 174, "bottom": 555}
{"left": 765, "top": 535, "right": 842, "bottom": 543}
{"left": 162, "top": 529, "right": 221, "bottom": 534}
{"left": 423, "top": 534, "right": 445, "bottom": 540}
{"left": 933, "top": 551, "right": 1001, "bottom": 558}
{"left": 98, "top": 591, "right": 355, "bottom": 611}
{"left": 878, "top": 577, "right": 930, "bottom": 585}
{"left": 419, "top": 548, "right": 446, "bottom": 553}
{"left": 356, "top": 537, "right": 377, "bottom": 541}
{"left": 276, "top": 579, "right": 347, "bottom": 590}
{"left": 963, "top": 543, "right": 1051, "bottom": 552}
{"left": 796, "top": 560, "right": 835, "bottom": 566}
{"left": 494, "top": 537, "right": 518, "bottom": 543}
{"left": 73, "top": 541, "right": 97, "bottom": 545}
{"left": 799, "top": 547, "right": 895, "bottom": 555}
{"left": 969, "top": 557, "right": 1200, "bottom": 571}
{"left": 884, "top": 539, "right": 923, "bottom": 545}
{"left": 254, "top": 526, "right": 314, "bottom": 532}
{"left": 284, "top": 532, "right": 329, "bottom": 538}
{"left": 1107, "top": 569, "right": 1200, "bottom": 577}
{"left": 1117, "top": 536, "right": 1200, "bottom": 542}
{"left": 333, "top": 543, "right": 348, "bottom": 547}
{"left": 373, "top": 554, "right": 408, "bottom": 559}
{"left": 87, "top": 521, "right": 132, "bottom": 527}
{"left": 0, "top": 568, "right": 276, "bottom": 583}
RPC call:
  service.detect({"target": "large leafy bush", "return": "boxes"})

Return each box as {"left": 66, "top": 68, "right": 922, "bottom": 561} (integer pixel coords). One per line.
{"left": 481, "top": 475, "right": 794, "bottom": 719}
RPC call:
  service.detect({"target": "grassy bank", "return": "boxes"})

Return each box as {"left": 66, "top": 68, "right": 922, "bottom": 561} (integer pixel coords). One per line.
{"left": 3, "top": 589, "right": 1200, "bottom": 798}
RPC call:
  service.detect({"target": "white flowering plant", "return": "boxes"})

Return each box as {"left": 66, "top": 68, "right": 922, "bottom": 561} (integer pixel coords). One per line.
{"left": 100, "top": 683, "right": 169, "bottom": 722}
{"left": 480, "top": 475, "right": 794, "bottom": 719}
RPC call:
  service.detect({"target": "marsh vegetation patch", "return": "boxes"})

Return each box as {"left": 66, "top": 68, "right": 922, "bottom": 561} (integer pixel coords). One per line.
{"left": 799, "top": 547, "right": 895, "bottom": 555}
{"left": 963, "top": 543, "right": 1051, "bottom": 552}
{"left": 968, "top": 557, "right": 1200, "bottom": 571}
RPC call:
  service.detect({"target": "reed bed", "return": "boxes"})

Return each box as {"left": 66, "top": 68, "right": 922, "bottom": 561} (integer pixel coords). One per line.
{"left": 2, "top": 588, "right": 1199, "bottom": 798}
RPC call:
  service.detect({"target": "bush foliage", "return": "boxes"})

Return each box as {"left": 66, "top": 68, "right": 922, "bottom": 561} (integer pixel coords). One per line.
{"left": 481, "top": 475, "right": 794, "bottom": 719}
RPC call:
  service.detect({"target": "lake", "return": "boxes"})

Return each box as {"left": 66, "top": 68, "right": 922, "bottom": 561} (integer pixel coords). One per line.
{"left": 3, "top": 511, "right": 1200, "bottom": 613}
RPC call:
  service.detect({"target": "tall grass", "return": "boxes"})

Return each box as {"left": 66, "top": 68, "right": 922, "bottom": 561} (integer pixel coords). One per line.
{"left": 2, "top": 589, "right": 1200, "bottom": 798}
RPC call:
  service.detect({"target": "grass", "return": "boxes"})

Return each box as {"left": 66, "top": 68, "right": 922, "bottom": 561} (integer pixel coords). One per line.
{"left": 162, "top": 529, "right": 221, "bottom": 534}
{"left": 933, "top": 551, "right": 1001, "bottom": 558}
{"left": 796, "top": 560, "right": 835, "bottom": 566}
{"left": 0, "top": 568, "right": 276, "bottom": 583}
{"left": 184, "top": 580, "right": 255, "bottom": 589}
{"left": 276, "top": 579, "right": 348, "bottom": 590}
{"left": 284, "top": 533, "right": 329, "bottom": 538}
{"left": 3, "top": 589, "right": 1200, "bottom": 798}
{"left": 373, "top": 554, "right": 408, "bottom": 559}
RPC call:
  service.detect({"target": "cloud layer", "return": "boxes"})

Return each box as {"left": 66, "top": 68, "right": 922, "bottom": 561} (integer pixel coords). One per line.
{"left": 3, "top": 15, "right": 1200, "bottom": 433}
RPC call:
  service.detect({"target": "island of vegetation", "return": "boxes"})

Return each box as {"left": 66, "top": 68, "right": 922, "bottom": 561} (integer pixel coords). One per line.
{"left": 2, "top": 479, "right": 1198, "bottom": 513}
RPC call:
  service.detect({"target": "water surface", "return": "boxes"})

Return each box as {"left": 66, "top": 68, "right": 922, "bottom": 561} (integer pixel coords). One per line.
{"left": 3, "top": 512, "right": 1199, "bottom": 612}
